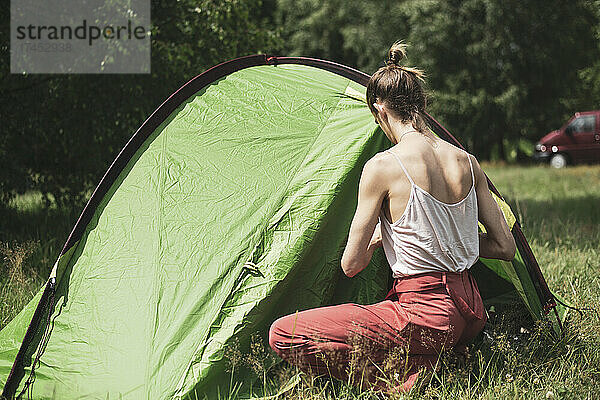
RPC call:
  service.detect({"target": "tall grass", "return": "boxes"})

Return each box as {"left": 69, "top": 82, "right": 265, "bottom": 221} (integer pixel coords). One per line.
{"left": 1, "top": 164, "right": 599, "bottom": 399}
{"left": 0, "top": 192, "right": 79, "bottom": 329}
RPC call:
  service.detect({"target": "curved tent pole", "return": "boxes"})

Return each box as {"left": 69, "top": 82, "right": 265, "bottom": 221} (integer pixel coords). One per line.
{"left": 2, "top": 54, "right": 559, "bottom": 397}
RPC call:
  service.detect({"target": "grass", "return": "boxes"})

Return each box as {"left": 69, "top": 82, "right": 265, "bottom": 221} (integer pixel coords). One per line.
{"left": 0, "top": 192, "right": 79, "bottom": 329}
{"left": 1, "top": 164, "right": 599, "bottom": 399}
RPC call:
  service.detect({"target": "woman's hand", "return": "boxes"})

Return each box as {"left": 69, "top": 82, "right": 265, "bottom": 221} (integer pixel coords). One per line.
{"left": 367, "top": 222, "right": 383, "bottom": 251}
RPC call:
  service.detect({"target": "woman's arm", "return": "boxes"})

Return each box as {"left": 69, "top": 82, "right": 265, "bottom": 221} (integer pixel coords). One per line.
{"left": 472, "top": 155, "right": 516, "bottom": 260}
{"left": 341, "top": 157, "right": 388, "bottom": 277}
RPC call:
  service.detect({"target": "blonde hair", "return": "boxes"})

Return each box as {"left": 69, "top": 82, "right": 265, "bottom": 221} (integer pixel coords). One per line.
{"left": 366, "top": 41, "right": 428, "bottom": 132}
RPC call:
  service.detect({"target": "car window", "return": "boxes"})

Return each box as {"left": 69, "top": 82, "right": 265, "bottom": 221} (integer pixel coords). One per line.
{"left": 567, "top": 115, "right": 596, "bottom": 134}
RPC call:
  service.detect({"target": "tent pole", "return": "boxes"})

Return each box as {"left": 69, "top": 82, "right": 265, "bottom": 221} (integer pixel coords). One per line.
{"left": 2, "top": 278, "right": 56, "bottom": 399}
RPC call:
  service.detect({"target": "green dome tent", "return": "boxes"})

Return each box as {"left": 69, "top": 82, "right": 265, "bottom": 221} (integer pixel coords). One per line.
{"left": 1, "top": 55, "right": 561, "bottom": 399}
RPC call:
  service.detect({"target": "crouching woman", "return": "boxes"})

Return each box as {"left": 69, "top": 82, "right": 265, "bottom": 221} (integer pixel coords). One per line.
{"left": 268, "top": 41, "right": 516, "bottom": 393}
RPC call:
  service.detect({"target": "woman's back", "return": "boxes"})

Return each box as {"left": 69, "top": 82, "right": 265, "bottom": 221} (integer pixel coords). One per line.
{"left": 376, "top": 134, "right": 479, "bottom": 276}
{"left": 380, "top": 135, "right": 476, "bottom": 225}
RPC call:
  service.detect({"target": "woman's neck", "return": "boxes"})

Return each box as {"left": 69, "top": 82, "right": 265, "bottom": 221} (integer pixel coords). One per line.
{"left": 387, "top": 120, "right": 420, "bottom": 145}
{"left": 387, "top": 120, "right": 439, "bottom": 148}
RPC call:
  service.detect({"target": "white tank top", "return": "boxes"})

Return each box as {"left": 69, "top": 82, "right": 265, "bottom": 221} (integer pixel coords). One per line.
{"left": 379, "top": 149, "right": 479, "bottom": 277}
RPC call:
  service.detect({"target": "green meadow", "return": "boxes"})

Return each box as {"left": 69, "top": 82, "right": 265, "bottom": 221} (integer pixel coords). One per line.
{"left": 1, "top": 163, "right": 599, "bottom": 399}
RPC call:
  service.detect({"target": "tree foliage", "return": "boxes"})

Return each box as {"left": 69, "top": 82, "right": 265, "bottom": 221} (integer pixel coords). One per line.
{"left": 406, "top": 0, "right": 598, "bottom": 159}
{"left": 277, "top": 0, "right": 599, "bottom": 160}
{"left": 0, "top": 0, "right": 280, "bottom": 207}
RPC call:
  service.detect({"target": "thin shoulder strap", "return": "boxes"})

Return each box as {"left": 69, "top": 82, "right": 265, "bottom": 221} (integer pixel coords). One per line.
{"left": 464, "top": 150, "right": 475, "bottom": 187}
{"left": 385, "top": 150, "right": 415, "bottom": 185}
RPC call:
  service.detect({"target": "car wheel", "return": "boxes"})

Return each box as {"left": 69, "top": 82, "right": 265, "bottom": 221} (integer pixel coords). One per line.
{"left": 550, "top": 153, "right": 568, "bottom": 168}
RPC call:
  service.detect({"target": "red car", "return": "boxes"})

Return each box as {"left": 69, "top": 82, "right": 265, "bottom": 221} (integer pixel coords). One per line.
{"left": 533, "top": 110, "right": 600, "bottom": 168}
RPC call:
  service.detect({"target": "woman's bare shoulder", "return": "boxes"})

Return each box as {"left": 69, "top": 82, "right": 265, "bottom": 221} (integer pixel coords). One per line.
{"left": 364, "top": 150, "right": 410, "bottom": 183}
{"left": 364, "top": 151, "right": 394, "bottom": 174}
{"left": 465, "top": 152, "right": 484, "bottom": 187}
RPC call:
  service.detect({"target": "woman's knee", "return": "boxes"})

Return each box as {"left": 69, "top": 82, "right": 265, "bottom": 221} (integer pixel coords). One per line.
{"left": 268, "top": 316, "right": 285, "bottom": 354}
{"left": 269, "top": 314, "right": 300, "bottom": 355}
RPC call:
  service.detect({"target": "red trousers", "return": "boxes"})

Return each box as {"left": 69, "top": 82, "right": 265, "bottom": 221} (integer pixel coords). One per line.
{"left": 268, "top": 270, "right": 486, "bottom": 392}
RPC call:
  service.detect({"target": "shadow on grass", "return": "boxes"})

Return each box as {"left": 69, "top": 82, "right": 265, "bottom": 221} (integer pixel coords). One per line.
{"left": 0, "top": 202, "right": 80, "bottom": 277}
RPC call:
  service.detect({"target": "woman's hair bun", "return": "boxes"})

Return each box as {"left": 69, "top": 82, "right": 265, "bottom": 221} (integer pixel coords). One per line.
{"left": 384, "top": 40, "right": 425, "bottom": 81}
{"left": 386, "top": 40, "right": 408, "bottom": 66}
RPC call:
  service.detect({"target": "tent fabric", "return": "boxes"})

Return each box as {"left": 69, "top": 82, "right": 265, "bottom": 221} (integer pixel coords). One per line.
{"left": 0, "top": 55, "right": 558, "bottom": 399}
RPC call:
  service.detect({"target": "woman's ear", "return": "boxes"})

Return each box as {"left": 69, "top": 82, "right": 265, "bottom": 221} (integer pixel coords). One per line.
{"left": 372, "top": 103, "right": 384, "bottom": 114}
{"left": 373, "top": 103, "right": 389, "bottom": 126}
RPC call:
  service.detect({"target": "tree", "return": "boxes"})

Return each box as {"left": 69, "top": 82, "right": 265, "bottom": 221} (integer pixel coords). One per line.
{"left": 575, "top": 0, "right": 600, "bottom": 111}
{"left": 405, "top": 0, "right": 598, "bottom": 159}
{"left": 275, "top": 0, "right": 411, "bottom": 73}
{"left": 276, "top": 0, "right": 599, "bottom": 160}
